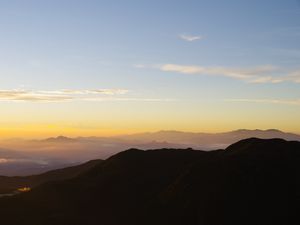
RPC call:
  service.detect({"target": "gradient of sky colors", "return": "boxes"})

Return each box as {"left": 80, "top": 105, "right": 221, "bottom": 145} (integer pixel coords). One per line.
{"left": 0, "top": 0, "right": 300, "bottom": 138}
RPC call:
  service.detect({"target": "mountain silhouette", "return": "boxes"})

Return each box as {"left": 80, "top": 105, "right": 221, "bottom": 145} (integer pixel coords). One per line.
{"left": 1, "top": 129, "right": 300, "bottom": 176}
{"left": 0, "top": 138, "right": 298, "bottom": 225}
{"left": 42, "top": 135, "right": 78, "bottom": 143}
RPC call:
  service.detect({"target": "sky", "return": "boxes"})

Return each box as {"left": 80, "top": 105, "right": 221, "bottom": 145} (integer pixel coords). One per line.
{"left": 0, "top": 0, "right": 300, "bottom": 138}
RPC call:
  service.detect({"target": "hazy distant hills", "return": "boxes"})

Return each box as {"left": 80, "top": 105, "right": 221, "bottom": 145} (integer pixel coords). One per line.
{"left": 119, "top": 129, "right": 300, "bottom": 149}
{"left": 0, "top": 138, "right": 299, "bottom": 225}
{"left": 0, "top": 129, "right": 299, "bottom": 176}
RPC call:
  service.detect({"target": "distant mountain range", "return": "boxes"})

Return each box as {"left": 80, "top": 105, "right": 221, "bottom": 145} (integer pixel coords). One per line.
{"left": 37, "top": 129, "right": 300, "bottom": 150}
{"left": 118, "top": 129, "right": 300, "bottom": 149}
{"left": 0, "top": 129, "right": 299, "bottom": 176}
{"left": 0, "top": 138, "right": 299, "bottom": 225}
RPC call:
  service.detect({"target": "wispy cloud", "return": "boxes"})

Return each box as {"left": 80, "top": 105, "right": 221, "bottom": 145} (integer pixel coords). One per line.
{"left": 225, "top": 98, "right": 300, "bottom": 106}
{"left": 0, "top": 89, "right": 129, "bottom": 102}
{"left": 87, "top": 89, "right": 129, "bottom": 95}
{"left": 39, "top": 89, "right": 129, "bottom": 95}
{"left": 179, "top": 34, "right": 203, "bottom": 42}
{"left": 287, "top": 70, "right": 300, "bottom": 83}
{"left": 160, "top": 64, "right": 279, "bottom": 80}
{"left": 0, "top": 89, "right": 173, "bottom": 103}
{"left": 82, "top": 97, "right": 176, "bottom": 102}
{"left": 159, "top": 64, "right": 300, "bottom": 84}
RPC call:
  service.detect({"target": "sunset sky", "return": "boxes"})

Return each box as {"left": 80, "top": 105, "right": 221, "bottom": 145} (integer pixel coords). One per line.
{"left": 1, "top": 0, "right": 300, "bottom": 138}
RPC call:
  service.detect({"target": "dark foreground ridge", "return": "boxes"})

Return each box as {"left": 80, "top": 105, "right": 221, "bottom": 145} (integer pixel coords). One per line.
{"left": 0, "top": 159, "right": 103, "bottom": 194}
{"left": 0, "top": 138, "right": 299, "bottom": 225}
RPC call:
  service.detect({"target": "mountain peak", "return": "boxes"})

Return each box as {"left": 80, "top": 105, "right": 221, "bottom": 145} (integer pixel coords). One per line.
{"left": 43, "top": 136, "right": 76, "bottom": 143}
{"left": 225, "top": 138, "right": 300, "bottom": 155}
{"left": 231, "top": 129, "right": 283, "bottom": 133}
{"left": 265, "top": 129, "right": 283, "bottom": 133}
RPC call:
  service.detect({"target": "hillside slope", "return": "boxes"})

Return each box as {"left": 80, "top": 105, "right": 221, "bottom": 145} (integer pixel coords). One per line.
{"left": 0, "top": 138, "right": 299, "bottom": 225}
{"left": 0, "top": 159, "right": 102, "bottom": 194}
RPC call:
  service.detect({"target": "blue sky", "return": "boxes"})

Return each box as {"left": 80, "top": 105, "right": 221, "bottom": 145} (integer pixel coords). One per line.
{"left": 0, "top": 0, "right": 300, "bottom": 137}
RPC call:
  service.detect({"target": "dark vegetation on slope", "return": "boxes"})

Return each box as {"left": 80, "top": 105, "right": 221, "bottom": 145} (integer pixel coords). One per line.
{"left": 0, "top": 138, "right": 299, "bottom": 225}
{"left": 0, "top": 159, "right": 102, "bottom": 194}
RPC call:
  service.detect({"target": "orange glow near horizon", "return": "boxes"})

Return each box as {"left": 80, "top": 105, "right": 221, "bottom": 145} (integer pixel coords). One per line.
{"left": 0, "top": 122, "right": 299, "bottom": 139}
{"left": 0, "top": 95, "right": 299, "bottom": 139}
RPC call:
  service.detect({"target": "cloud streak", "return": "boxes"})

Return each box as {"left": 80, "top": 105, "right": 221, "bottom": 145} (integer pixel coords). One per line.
{"left": 179, "top": 34, "right": 203, "bottom": 42}
{"left": 226, "top": 98, "right": 300, "bottom": 106}
{"left": 0, "top": 89, "right": 173, "bottom": 103}
{"left": 82, "top": 97, "right": 175, "bottom": 102}
{"left": 159, "top": 64, "right": 300, "bottom": 84}
{"left": 0, "top": 89, "right": 129, "bottom": 102}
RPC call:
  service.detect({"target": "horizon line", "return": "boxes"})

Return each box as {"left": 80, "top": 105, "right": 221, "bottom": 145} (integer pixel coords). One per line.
{"left": 1, "top": 128, "right": 299, "bottom": 141}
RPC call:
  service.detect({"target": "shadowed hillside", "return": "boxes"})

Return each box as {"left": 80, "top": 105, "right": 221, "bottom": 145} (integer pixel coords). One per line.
{"left": 0, "top": 138, "right": 299, "bottom": 225}
{"left": 0, "top": 159, "right": 102, "bottom": 194}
